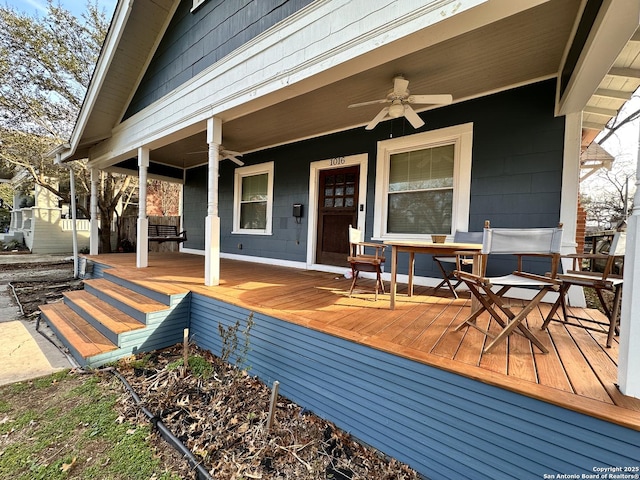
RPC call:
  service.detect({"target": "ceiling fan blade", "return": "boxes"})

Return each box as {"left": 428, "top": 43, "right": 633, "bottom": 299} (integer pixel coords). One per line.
{"left": 365, "top": 107, "right": 389, "bottom": 130}
{"left": 408, "top": 94, "right": 453, "bottom": 105}
{"left": 220, "top": 148, "right": 245, "bottom": 166}
{"left": 228, "top": 157, "right": 244, "bottom": 166}
{"left": 403, "top": 105, "right": 425, "bottom": 129}
{"left": 393, "top": 76, "right": 409, "bottom": 96}
{"left": 348, "top": 98, "right": 388, "bottom": 108}
{"left": 221, "top": 148, "right": 241, "bottom": 157}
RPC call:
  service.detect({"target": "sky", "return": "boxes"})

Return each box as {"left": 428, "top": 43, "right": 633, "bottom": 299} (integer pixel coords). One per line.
{"left": 3, "top": 0, "right": 116, "bottom": 18}
{"left": 597, "top": 95, "right": 640, "bottom": 164}
{"left": 592, "top": 95, "right": 640, "bottom": 184}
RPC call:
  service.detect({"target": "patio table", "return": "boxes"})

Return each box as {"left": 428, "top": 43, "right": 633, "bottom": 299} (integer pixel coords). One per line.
{"left": 383, "top": 240, "right": 483, "bottom": 310}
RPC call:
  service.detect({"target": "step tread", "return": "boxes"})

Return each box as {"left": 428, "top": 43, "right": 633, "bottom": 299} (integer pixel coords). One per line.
{"left": 64, "top": 290, "right": 146, "bottom": 334}
{"left": 107, "top": 269, "right": 191, "bottom": 296}
{"left": 40, "top": 303, "right": 117, "bottom": 358}
{"left": 84, "top": 278, "right": 169, "bottom": 313}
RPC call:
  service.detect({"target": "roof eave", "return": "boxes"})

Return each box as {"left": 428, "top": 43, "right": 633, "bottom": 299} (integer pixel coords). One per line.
{"left": 556, "top": 0, "right": 640, "bottom": 118}
{"left": 62, "top": 0, "right": 135, "bottom": 163}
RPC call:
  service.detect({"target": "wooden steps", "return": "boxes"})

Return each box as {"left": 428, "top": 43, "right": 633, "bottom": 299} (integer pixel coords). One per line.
{"left": 40, "top": 276, "right": 182, "bottom": 367}
{"left": 83, "top": 278, "right": 169, "bottom": 323}
{"left": 40, "top": 303, "right": 117, "bottom": 358}
{"left": 64, "top": 290, "right": 145, "bottom": 340}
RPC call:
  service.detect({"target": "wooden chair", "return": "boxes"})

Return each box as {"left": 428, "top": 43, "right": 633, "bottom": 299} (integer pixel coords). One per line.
{"left": 453, "top": 221, "right": 564, "bottom": 354}
{"left": 347, "top": 225, "right": 386, "bottom": 300}
{"left": 432, "top": 230, "right": 484, "bottom": 298}
{"left": 542, "top": 231, "right": 625, "bottom": 347}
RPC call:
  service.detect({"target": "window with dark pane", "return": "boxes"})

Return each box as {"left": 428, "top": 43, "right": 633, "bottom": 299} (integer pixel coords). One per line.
{"left": 387, "top": 144, "right": 454, "bottom": 234}
{"left": 240, "top": 173, "right": 268, "bottom": 229}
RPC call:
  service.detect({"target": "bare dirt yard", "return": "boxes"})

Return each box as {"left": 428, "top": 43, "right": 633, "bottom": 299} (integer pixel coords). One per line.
{"left": 0, "top": 256, "right": 82, "bottom": 317}
{"left": 2, "top": 257, "right": 423, "bottom": 479}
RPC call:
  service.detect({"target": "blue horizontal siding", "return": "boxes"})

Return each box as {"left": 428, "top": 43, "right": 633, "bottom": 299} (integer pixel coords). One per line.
{"left": 190, "top": 293, "right": 640, "bottom": 480}
{"left": 82, "top": 261, "right": 109, "bottom": 279}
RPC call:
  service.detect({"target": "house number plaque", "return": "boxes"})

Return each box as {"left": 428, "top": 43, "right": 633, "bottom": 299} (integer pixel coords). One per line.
{"left": 329, "top": 157, "right": 345, "bottom": 166}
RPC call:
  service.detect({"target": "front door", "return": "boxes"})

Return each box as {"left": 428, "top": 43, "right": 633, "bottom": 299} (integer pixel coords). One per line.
{"left": 315, "top": 165, "right": 360, "bottom": 266}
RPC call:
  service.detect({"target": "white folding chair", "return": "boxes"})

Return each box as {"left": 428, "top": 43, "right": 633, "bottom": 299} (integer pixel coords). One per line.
{"left": 454, "top": 221, "right": 563, "bottom": 354}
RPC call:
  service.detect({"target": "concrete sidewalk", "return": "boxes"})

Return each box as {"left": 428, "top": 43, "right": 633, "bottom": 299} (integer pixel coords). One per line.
{"left": 0, "top": 319, "right": 71, "bottom": 386}
{"left": 0, "top": 254, "right": 74, "bottom": 386}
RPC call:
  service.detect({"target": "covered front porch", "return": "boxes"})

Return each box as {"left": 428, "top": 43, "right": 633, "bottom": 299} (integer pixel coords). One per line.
{"left": 40, "top": 251, "right": 639, "bottom": 477}
{"left": 81, "top": 252, "right": 640, "bottom": 430}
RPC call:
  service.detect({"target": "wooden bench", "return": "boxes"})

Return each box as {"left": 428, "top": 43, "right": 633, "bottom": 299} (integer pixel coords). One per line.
{"left": 148, "top": 224, "right": 187, "bottom": 244}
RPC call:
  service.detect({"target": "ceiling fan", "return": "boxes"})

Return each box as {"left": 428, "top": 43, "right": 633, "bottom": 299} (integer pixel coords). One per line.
{"left": 219, "top": 147, "right": 244, "bottom": 166}
{"left": 348, "top": 75, "right": 453, "bottom": 130}
{"left": 184, "top": 145, "right": 245, "bottom": 166}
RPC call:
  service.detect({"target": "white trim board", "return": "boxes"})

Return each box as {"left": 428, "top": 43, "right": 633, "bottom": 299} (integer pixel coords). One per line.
{"left": 306, "top": 153, "right": 369, "bottom": 267}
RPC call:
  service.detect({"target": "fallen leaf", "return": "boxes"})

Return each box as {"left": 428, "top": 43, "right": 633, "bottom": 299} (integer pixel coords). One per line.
{"left": 237, "top": 423, "right": 249, "bottom": 433}
{"left": 61, "top": 456, "right": 77, "bottom": 472}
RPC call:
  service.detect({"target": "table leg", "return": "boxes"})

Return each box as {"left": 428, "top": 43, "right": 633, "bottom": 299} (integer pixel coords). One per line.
{"left": 390, "top": 246, "right": 398, "bottom": 310}
{"left": 408, "top": 252, "right": 415, "bottom": 297}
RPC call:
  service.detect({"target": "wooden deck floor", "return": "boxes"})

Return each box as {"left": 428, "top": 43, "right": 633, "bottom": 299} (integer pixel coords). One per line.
{"left": 87, "top": 252, "right": 640, "bottom": 430}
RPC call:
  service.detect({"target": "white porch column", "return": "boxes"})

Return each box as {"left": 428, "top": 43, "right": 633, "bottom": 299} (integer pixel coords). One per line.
{"left": 560, "top": 112, "right": 586, "bottom": 307}
{"left": 89, "top": 168, "right": 100, "bottom": 255}
{"left": 205, "top": 117, "right": 222, "bottom": 286}
{"left": 137, "top": 147, "right": 149, "bottom": 268}
{"left": 617, "top": 127, "right": 640, "bottom": 399}
{"left": 10, "top": 191, "right": 19, "bottom": 229}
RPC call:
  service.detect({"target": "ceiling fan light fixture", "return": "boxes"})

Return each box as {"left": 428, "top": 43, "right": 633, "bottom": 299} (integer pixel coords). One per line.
{"left": 388, "top": 101, "right": 404, "bottom": 118}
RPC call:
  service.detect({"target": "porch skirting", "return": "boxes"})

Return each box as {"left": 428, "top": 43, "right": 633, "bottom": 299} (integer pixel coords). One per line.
{"left": 190, "top": 293, "right": 640, "bottom": 480}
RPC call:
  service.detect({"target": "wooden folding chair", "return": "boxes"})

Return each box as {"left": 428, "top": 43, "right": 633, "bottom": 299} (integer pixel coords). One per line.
{"left": 453, "top": 221, "right": 563, "bottom": 354}
{"left": 433, "top": 230, "right": 484, "bottom": 298}
{"left": 347, "top": 225, "right": 386, "bottom": 300}
{"left": 542, "top": 231, "right": 625, "bottom": 347}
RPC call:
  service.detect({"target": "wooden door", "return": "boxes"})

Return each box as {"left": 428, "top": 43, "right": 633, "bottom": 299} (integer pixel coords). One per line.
{"left": 316, "top": 166, "right": 360, "bottom": 266}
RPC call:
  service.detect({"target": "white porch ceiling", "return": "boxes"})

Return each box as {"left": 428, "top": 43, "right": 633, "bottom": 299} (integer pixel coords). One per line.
{"left": 149, "top": 0, "right": 582, "bottom": 169}
{"left": 74, "top": 0, "right": 640, "bottom": 170}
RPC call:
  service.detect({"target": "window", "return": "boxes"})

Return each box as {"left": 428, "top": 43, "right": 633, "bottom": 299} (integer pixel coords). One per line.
{"left": 233, "top": 162, "right": 274, "bottom": 235}
{"left": 191, "top": 0, "right": 207, "bottom": 12}
{"left": 373, "top": 124, "right": 473, "bottom": 240}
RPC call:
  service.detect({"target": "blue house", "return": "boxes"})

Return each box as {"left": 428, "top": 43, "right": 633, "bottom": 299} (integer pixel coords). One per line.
{"left": 48, "top": 1, "right": 640, "bottom": 478}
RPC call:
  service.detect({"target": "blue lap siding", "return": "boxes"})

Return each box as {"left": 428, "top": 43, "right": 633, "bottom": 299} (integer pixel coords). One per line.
{"left": 125, "top": 0, "right": 315, "bottom": 118}
{"left": 189, "top": 292, "right": 640, "bottom": 479}
{"left": 183, "top": 79, "right": 565, "bottom": 278}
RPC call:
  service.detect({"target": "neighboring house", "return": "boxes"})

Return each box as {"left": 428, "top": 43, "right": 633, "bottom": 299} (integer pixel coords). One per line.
{"left": 49, "top": 1, "right": 640, "bottom": 478}
{"left": 0, "top": 172, "right": 90, "bottom": 254}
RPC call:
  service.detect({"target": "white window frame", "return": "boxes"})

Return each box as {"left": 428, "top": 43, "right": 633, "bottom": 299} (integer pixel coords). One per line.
{"left": 373, "top": 123, "right": 473, "bottom": 240}
{"left": 191, "top": 0, "right": 207, "bottom": 12}
{"left": 233, "top": 162, "right": 274, "bottom": 235}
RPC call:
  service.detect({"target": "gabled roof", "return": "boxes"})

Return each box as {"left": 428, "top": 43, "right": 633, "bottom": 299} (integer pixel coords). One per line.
{"left": 580, "top": 141, "right": 615, "bottom": 181}
{"left": 69, "top": 0, "right": 176, "bottom": 160}
{"left": 62, "top": 0, "right": 640, "bottom": 167}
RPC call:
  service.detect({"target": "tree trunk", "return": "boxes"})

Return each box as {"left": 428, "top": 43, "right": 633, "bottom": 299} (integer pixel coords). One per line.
{"left": 99, "top": 207, "right": 115, "bottom": 253}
